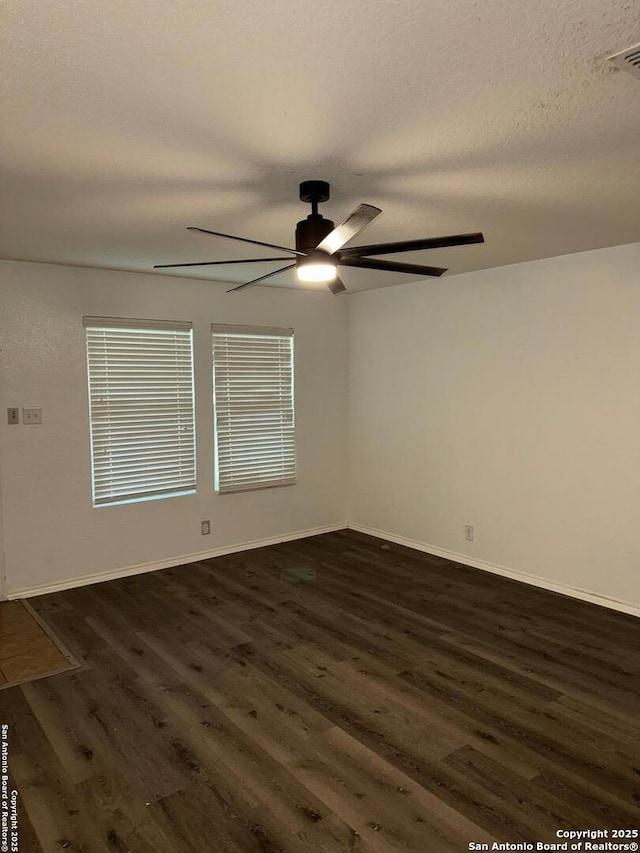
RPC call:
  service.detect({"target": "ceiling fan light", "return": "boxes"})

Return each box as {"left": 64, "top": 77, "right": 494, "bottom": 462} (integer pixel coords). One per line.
{"left": 296, "top": 262, "right": 337, "bottom": 283}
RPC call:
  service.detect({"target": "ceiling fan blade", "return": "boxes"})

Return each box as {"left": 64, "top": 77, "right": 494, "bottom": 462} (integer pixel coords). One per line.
{"left": 154, "top": 257, "right": 293, "bottom": 269}
{"left": 316, "top": 204, "right": 382, "bottom": 255}
{"left": 188, "top": 226, "right": 305, "bottom": 256}
{"left": 226, "top": 263, "right": 297, "bottom": 293}
{"left": 327, "top": 275, "right": 347, "bottom": 295}
{"left": 339, "top": 257, "right": 446, "bottom": 277}
{"left": 339, "top": 231, "right": 484, "bottom": 258}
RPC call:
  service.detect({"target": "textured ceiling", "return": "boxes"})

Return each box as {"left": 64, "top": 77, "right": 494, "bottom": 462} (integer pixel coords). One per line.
{"left": 2, "top": 0, "right": 639, "bottom": 293}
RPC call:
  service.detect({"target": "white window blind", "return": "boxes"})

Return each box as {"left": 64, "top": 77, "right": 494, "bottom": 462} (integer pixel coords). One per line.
{"left": 212, "top": 324, "right": 295, "bottom": 494}
{"left": 85, "top": 317, "right": 196, "bottom": 506}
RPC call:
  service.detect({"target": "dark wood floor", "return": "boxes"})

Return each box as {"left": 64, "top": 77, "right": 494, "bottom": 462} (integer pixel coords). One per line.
{"left": 1, "top": 530, "right": 639, "bottom": 852}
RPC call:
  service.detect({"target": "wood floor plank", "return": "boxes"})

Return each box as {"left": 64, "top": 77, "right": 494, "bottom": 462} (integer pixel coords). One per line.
{"left": 0, "top": 688, "right": 112, "bottom": 853}
{"left": 73, "top": 770, "right": 179, "bottom": 853}
{"left": 84, "top": 613, "right": 366, "bottom": 851}
{"left": 292, "top": 724, "right": 495, "bottom": 851}
{"left": 21, "top": 679, "right": 100, "bottom": 786}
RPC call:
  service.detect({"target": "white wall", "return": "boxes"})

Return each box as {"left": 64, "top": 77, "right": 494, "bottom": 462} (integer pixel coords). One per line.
{"left": 348, "top": 242, "right": 640, "bottom": 612}
{"left": 3, "top": 244, "right": 640, "bottom": 613}
{"left": 0, "top": 261, "right": 348, "bottom": 596}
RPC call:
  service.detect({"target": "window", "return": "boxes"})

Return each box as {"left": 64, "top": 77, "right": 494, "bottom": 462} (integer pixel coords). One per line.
{"left": 85, "top": 317, "right": 196, "bottom": 506}
{"left": 212, "top": 324, "right": 295, "bottom": 493}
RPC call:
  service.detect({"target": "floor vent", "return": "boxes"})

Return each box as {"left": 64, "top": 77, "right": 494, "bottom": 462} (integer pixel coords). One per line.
{"left": 608, "top": 44, "right": 640, "bottom": 81}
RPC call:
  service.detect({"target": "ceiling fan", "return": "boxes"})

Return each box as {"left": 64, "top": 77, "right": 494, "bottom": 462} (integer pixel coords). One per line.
{"left": 154, "top": 180, "right": 484, "bottom": 294}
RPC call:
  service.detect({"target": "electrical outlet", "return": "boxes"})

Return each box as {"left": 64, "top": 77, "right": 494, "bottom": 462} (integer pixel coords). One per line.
{"left": 7, "top": 408, "right": 19, "bottom": 425}
{"left": 464, "top": 525, "right": 474, "bottom": 542}
{"left": 22, "top": 407, "right": 42, "bottom": 425}
{"left": 201, "top": 520, "right": 210, "bottom": 535}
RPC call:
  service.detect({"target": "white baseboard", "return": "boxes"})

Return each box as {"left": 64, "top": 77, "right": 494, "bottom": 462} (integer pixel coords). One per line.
{"left": 8, "top": 522, "right": 347, "bottom": 600}
{"left": 348, "top": 522, "right": 640, "bottom": 620}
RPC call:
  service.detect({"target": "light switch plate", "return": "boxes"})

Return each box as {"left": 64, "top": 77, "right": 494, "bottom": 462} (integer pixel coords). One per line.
{"left": 23, "top": 407, "right": 42, "bottom": 424}
{"left": 7, "top": 408, "right": 19, "bottom": 425}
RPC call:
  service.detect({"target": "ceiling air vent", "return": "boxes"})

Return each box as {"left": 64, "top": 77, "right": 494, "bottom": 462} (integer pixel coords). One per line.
{"left": 608, "top": 44, "right": 640, "bottom": 81}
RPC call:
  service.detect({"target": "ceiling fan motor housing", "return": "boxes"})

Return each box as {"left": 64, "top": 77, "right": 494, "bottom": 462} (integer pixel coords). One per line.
{"left": 295, "top": 215, "right": 335, "bottom": 254}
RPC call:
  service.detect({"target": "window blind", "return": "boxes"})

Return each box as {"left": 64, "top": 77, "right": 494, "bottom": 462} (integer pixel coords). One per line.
{"left": 84, "top": 317, "right": 196, "bottom": 506}
{"left": 212, "top": 324, "right": 295, "bottom": 494}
